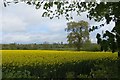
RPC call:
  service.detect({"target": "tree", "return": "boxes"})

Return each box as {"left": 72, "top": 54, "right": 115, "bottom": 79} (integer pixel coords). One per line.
{"left": 65, "top": 20, "right": 89, "bottom": 51}
{"left": 3, "top": 1, "right": 120, "bottom": 57}
{"left": 89, "top": 2, "right": 120, "bottom": 57}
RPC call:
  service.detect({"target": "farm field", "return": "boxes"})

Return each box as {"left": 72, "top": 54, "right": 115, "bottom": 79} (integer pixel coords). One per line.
{"left": 1, "top": 50, "right": 119, "bottom": 79}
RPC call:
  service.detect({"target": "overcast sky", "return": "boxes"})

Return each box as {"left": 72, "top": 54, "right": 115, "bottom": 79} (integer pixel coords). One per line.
{"left": 1, "top": 2, "right": 115, "bottom": 44}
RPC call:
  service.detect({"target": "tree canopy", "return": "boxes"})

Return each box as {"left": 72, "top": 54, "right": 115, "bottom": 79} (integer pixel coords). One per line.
{"left": 65, "top": 20, "right": 89, "bottom": 51}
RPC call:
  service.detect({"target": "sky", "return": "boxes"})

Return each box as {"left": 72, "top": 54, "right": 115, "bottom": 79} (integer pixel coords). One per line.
{"left": 1, "top": 1, "right": 115, "bottom": 44}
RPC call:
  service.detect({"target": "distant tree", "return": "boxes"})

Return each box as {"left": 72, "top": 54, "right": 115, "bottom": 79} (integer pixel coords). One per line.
{"left": 65, "top": 20, "right": 89, "bottom": 51}
{"left": 61, "top": 42, "right": 63, "bottom": 45}
{"left": 43, "top": 41, "right": 49, "bottom": 44}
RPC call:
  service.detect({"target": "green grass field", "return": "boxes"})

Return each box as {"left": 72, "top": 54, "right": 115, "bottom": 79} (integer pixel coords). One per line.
{"left": 1, "top": 50, "right": 119, "bottom": 78}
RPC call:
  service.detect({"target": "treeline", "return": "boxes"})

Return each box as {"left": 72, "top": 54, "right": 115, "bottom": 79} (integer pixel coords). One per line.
{"left": 1, "top": 42, "right": 101, "bottom": 51}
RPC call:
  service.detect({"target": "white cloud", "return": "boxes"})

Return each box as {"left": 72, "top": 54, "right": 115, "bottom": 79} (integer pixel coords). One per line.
{"left": 90, "top": 38, "right": 97, "bottom": 43}
{"left": 46, "top": 20, "right": 66, "bottom": 32}
{"left": 2, "top": 33, "right": 30, "bottom": 43}
{"left": 2, "top": 3, "right": 68, "bottom": 43}
{"left": 2, "top": 32, "right": 67, "bottom": 44}
{"left": 2, "top": 3, "right": 67, "bottom": 32}
{"left": 3, "top": 14, "right": 27, "bottom": 32}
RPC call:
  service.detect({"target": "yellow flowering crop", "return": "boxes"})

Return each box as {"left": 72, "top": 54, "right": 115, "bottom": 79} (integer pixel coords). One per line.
{"left": 1, "top": 50, "right": 118, "bottom": 66}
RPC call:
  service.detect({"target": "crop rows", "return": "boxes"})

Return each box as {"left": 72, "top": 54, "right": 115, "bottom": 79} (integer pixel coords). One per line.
{"left": 1, "top": 50, "right": 118, "bottom": 78}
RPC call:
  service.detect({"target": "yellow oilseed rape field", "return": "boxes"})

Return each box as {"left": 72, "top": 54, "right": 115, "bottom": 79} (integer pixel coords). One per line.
{"left": 1, "top": 50, "right": 119, "bottom": 78}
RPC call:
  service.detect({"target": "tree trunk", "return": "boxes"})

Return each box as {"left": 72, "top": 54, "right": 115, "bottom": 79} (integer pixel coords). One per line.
{"left": 77, "top": 46, "right": 80, "bottom": 51}
{"left": 118, "top": 51, "right": 120, "bottom": 58}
